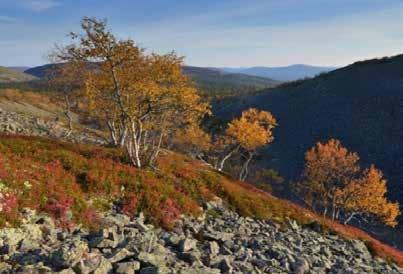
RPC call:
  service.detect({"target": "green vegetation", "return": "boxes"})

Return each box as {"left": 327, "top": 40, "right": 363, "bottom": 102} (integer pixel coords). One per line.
{"left": 0, "top": 67, "right": 37, "bottom": 83}
{"left": 182, "top": 66, "right": 280, "bottom": 99}
{"left": 0, "top": 134, "right": 310, "bottom": 228}
{"left": 0, "top": 134, "right": 402, "bottom": 265}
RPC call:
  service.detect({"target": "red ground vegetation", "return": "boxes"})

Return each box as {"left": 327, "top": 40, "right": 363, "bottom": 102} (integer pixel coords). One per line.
{"left": 0, "top": 134, "right": 401, "bottom": 265}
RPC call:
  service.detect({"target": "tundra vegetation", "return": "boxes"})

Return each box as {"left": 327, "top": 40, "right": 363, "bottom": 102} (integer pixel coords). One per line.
{"left": 0, "top": 16, "right": 401, "bottom": 266}
{"left": 49, "top": 17, "right": 276, "bottom": 181}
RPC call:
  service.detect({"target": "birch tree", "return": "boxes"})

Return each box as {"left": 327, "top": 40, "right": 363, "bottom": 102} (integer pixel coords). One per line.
{"left": 296, "top": 139, "right": 400, "bottom": 227}
{"left": 53, "top": 17, "right": 209, "bottom": 167}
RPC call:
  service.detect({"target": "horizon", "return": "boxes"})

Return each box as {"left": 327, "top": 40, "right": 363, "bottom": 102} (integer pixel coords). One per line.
{"left": 1, "top": 0, "right": 403, "bottom": 67}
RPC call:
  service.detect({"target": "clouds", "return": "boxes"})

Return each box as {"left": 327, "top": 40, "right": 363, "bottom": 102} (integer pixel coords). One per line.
{"left": 125, "top": 2, "right": 403, "bottom": 67}
{"left": 0, "top": 0, "right": 402, "bottom": 67}
{"left": 20, "top": 0, "right": 61, "bottom": 12}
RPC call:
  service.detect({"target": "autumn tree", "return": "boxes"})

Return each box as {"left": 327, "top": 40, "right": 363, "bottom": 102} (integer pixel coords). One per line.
{"left": 339, "top": 165, "right": 400, "bottom": 227}
{"left": 53, "top": 17, "right": 209, "bottom": 167}
{"left": 296, "top": 139, "right": 400, "bottom": 227}
{"left": 215, "top": 108, "right": 277, "bottom": 180}
{"left": 45, "top": 62, "right": 85, "bottom": 136}
{"left": 174, "top": 124, "right": 212, "bottom": 160}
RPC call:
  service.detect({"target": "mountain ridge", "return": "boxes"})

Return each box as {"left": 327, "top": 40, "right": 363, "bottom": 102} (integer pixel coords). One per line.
{"left": 218, "top": 64, "right": 337, "bottom": 81}
{"left": 0, "top": 66, "right": 37, "bottom": 83}
{"left": 23, "top": 64, "right": 281, "bottom": 98}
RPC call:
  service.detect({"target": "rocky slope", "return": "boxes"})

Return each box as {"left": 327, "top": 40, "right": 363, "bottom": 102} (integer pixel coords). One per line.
{"left": 0, "top": 106, "right": 103, "bottom": 145}
{"left": 1, "top": 200, "right": 402, "bottom": 274}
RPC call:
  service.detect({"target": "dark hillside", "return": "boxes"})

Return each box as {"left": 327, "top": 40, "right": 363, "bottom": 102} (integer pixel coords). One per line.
{"left": 214, "top": 54, "right": 403, "bottom": 207}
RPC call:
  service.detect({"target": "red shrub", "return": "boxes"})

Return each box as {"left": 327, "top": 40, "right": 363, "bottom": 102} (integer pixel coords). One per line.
{"left": 160, "top": 198, "right": 181, "bottom": 227}
{"left": 82, "top": 207, "right": 101, "bottom": 230}
{"left": 0, "top": 135, "right": 401, "bottom": 266}
{"left": 122, "top": 194, "right": 140, "bottom": 217}
{"left": 45, "top": 197, "right": 74, "bottom": 228}
{"left": 0, "top": 192, "right": 18, "bottom": 217}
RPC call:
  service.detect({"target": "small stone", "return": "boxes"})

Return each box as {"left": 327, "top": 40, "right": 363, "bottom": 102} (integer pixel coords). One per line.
{"left": 0, "top": 262, "right": 12, "bottom": 272}
{"left": 58, "top": 269, "right": 76, "bottom": 274}
{"left": 18, "top": 238, "right": 37, "bottom": 252}
{"left": 208, "top": 241, "right": 220, "bottom": 257}
{"left": 51, "top": 239, "right": 89, "bottom": 268}
{"left": 178, "top": 238, "right": 197, "bottom": 253}
{"left": 137, "top": 252, "right": 165, "bottom": 267}
{"left": 108, "top": 248, "right": 134, "bottom": 263}
{"left": 288, "top": 219, "right": 300, "bottom": 230}
{"left": 139, "top": 266, "right": 169, "bottom": 274}
{"left": 219, "top": 258, "right": 233, "bottom": 273}
{"left": 291, "top": 258, "right": 310, "bottom": 274}
{"left": 115, "top": 261, "right": 141, "bottom": 274}
{"left": 93, "top": 257, "right": 113, "bottom": 274}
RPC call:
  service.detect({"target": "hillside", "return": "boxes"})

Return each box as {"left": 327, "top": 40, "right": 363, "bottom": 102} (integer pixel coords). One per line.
{"left": 23, "top": 64, "right": 280, "bottom": 98}
{"left": 6, "top": 66, "right": 31, "bottom": 73}
{"left": 219, "top": 64, "right": 336, "bottom": 81}
{"left": 0, "top": 66, "right": 37, "bottom": 83}
{"left": 0, "top": 89, "right": 402, "bottom": 271}
{"left": 182, "top": 66, "right": 280, "bottom": 97}
{"left": 0, "top": 134, "right": 402, "bottom": 272}
{"left": 214, "top": 54, "right": 403, "bottom": 245}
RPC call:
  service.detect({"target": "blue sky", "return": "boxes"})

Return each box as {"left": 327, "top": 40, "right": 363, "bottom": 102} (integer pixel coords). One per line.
{"left": 1, "top": 0, "right": 403, "bottom": 67}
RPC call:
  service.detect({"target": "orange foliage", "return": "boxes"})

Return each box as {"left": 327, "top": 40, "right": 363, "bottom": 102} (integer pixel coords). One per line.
{"left": 340, "top": 165, "right": 400, "bottom": 227}
{"left": 0, "top": 134, "right": 402, "bottom": 265}
{"left": 54, "top": 17, "right": 210, "bottom": 168}
{"left": 297, "top": 139, "right": 400, "bottom": 227}
{"left": 225, "top": 108, "right": 277, "bottom": 151}
{"left": 174, "top": 124, "right": 212, "bottom": 158}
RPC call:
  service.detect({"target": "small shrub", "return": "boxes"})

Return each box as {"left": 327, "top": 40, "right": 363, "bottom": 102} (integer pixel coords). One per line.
{"left": 0, "top": 135, "right": 400, "bottom": 265}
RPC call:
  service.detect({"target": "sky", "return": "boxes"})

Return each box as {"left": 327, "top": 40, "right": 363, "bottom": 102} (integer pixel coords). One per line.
{"left": 1, "top": 0, "right": 403, "bottom": 67}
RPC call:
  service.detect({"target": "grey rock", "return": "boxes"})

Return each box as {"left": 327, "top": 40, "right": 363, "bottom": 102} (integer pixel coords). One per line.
{"left": 92, "top": 257, "right": 113, "bottom": 274}
{"left": 0, "top": 206, "right": 400, "bottom": 274}
{"left": 115, "top": 261, "right": 141, "bottom": 274}
{"left": 208, "top": 241, "right": 220, "bottom": 257}
{"left": 50, "top": 239, "right": 88, "bottom": 268}
{"left": 291, "top": 258, "right": 310, "bottom": 274}
{"left": 178, "top": 238, "right": 197, "bottom": 253}
{"left": 108, "top": 248, "right": 134, "bottom": 263}
{"left": 137, "top": 252, "right": 166, "bottom": 268}
{"left": 57, "top": 269, "right": 76, "bottom": 274}
{"left": 18, "top": 238, "right": 37, "bottom": 253}
{"left": 0, "top": 262, "right": 12, "bottom": 272}
{"left": 73, "top": 253, "right": 104, "bottom": 273}
{"left": 219, "top": 257, "right": 233, "bottom": 273}
{"left": 351, "top": 240, "right": 371, "bottom": 260}
{"left": 139, "top": 266, "right": 169, "bottom": 274}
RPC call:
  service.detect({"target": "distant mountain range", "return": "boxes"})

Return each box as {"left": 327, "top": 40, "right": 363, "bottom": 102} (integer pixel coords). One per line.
{"left": 0, "top": 67, "right": 37, "bottom": 83}
{"left": 182, "top": 66, "right": 280, "bottom": 97}
{"left": 22, "top": 64, "right": 281, "bottom": 98}
{"left": 218, "top": 64, "right": 337, "bottom": 81}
